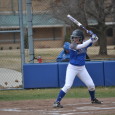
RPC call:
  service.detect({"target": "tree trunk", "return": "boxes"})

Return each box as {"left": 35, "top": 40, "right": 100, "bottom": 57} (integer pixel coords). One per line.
{"left": 112, "top": 0, "right": 115, "bottom": 44}
{"left": 99, "top": 26, "right": 107, "bottom": 55}
{"left": 113, "top": 26, "right": 115, "bottom": 45}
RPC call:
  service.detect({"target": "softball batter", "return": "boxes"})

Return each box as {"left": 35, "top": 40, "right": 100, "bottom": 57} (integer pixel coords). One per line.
{"left": 53, "top": 29, "right": 102, "bottom": 108}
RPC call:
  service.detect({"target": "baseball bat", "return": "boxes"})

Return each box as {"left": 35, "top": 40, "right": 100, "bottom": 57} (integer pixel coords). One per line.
{"left": 67, "top": 14, "right": 93, "bottom": 35}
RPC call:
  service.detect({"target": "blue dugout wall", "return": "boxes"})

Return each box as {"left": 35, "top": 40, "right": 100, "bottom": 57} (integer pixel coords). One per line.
{"left": 23, "top": 61, "right": 115, "bottom": 89}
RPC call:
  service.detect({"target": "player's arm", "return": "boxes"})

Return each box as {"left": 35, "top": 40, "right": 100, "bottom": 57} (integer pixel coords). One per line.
{"left": 76, "top": 39, "right": 92, "bottom": 49}
{"left": 70, "top": 34, "right": 98, "bottom": 50}
{"left": 70, "top": 39, "right": 92, "bottom": 50}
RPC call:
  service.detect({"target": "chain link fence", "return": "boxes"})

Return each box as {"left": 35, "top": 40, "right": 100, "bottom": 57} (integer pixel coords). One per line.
{"left": 0, "top": 0, "right": 25, "bottom": 89}
{"left": 31, "top": 0, "right": 115, "bottom": 63}
{"left": 0, "top": 0, "right": 115, "bottom": 89}
{"left": 30, "top": 0, "right": 66, "bottom": 63}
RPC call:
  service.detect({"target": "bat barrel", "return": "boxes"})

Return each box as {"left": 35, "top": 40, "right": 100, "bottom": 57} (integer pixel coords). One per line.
{"left": 67, "top": 14, "right": 82, "bottom": 27}
{"left": 67, "top": 14, "right": 93, "bottom": 36}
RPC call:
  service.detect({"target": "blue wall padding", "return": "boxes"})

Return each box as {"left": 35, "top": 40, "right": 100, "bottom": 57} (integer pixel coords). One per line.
{"left": 23, "top": 63, "right": 59, "bottom": 88}
{"left": 104, "top": 61, "right": 115, "bottom": 86}
{"left": 23, "top": 61, "right": 115, "bottom": 88}
{"left": 85, "top": 61, "right": 104, "bottom": 86}
{"left": 58, "top": 62, "right": 104, "bottom": 88}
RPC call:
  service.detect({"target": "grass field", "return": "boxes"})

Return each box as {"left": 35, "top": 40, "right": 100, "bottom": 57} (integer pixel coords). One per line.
{"left": 0, "top": 87, "right": 115, "bottom": 101}
{"left": 0, "top": 45, "right": 115, "bottom": 72}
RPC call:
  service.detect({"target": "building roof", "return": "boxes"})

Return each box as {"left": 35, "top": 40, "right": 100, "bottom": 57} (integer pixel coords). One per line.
{"left": 88, "top": 19, "right": 115, "bottom": 26}
{"left": 0, "top": 14, "right": 66, "bottom": 28}
{"left": 0, "top": 14, "right": 114, "bottom": 29}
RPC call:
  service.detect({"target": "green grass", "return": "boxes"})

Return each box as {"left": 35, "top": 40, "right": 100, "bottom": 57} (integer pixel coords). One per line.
{"left": 0, "top": 87, "right": 115, "bottom": 101}
{"left": 0, "top": 46, "right": 115, "bottom": 71}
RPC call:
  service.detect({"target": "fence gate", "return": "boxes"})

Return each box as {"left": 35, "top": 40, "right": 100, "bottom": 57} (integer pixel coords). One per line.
{"left": 0, "top": 0, "right": 26, "bottom": 89}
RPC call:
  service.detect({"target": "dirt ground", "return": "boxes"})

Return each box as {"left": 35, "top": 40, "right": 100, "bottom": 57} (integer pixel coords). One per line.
{"left": 0, "top": 98, "right": 115, "bottom": 115}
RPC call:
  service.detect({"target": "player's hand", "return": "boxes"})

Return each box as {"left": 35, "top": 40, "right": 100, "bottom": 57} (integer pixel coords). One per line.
{"left": 90, "top": 34, "right": 99, "bottom": 43}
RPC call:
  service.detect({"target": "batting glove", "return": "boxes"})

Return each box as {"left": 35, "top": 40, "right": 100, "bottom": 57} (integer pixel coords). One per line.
{"left": 90, "top": 34, "right": 99, "bottom": 43}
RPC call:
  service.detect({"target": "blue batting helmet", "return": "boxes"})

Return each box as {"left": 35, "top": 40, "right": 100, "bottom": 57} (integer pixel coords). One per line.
{"left": 63, "top": 42, "right": 70, "bottom": 50}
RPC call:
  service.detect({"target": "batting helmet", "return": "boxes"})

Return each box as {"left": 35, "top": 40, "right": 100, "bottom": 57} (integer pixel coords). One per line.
{"left": 70, "top": 29, "right": 84, "bottom": 42}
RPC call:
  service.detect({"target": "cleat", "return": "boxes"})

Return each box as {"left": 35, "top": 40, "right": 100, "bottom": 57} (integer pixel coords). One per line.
{"left": 53, "top": 101, "right": 63, "bottom": 108}
{"left": 92, "top": 98, "right": 103, "bottom": 104}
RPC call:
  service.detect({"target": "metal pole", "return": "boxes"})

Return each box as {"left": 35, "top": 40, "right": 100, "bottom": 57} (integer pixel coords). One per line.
{"left": 26, "top": 0, "right": 34, "bottom": 63}
{"left": 0, "top": 30, "right": 20, "bottom": 33}
{"left": 18, "top": 0, "right": 25, "bottom": 88}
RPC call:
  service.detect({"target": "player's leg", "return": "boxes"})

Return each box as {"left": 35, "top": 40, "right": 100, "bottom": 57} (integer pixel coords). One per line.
{"left": 77, "top": 66, "right": 102, "bottom": 104}
{"left": 53, "top": 64, "right": 78, "bottom": 108}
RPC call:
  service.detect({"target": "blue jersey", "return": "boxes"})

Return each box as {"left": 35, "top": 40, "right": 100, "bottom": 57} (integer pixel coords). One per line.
{"left": 69, "top": 43, "right": 92, "bottom": 66}
{"left": 56, "top": 50, "right": 70, "bottom": 62}
{"left": 56, "top": 42, "right": 70, "bottom": 62}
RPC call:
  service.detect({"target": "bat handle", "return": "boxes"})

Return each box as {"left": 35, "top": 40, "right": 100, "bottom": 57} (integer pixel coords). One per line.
{"left": 80, "top": 25, "right": 89, "bottom": 33}
{"left": 80, "top": 25, "right": 87, "bottom": 31}
{"left": 87, "top": 30, "right": 94, "bottom": 35}
{"left": 80, "top": 25, "right": 93, "bottom": 36}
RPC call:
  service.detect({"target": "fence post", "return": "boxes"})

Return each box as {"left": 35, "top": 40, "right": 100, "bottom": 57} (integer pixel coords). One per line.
{"left": 18, "top": 0, "right": 25, "bottom": 88}
{"left": 26, "top": 0, "right": 34, "bottom": 63}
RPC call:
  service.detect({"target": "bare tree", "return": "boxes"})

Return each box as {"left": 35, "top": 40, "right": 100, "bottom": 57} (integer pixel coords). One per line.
{"left": 85, "top": 0, "right": 113, "bottom": 55}
{"left": 112, "top": 0, "right": 115, "bottom": 44}
{"left": 49, "top": 0, "right": 114, "bottom": 55}
{"left": 49, "top": 0, "right": 87, "bottom": 27}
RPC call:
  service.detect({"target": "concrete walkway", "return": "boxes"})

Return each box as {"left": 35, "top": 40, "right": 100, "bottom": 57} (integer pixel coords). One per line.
{"left": 0, "top": 68, "right": 22, "bottom": 88}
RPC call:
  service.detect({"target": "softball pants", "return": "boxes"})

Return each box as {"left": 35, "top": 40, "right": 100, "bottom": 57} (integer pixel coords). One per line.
{"left": 62, "top": 63, "right": 95, "bottom": 93}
